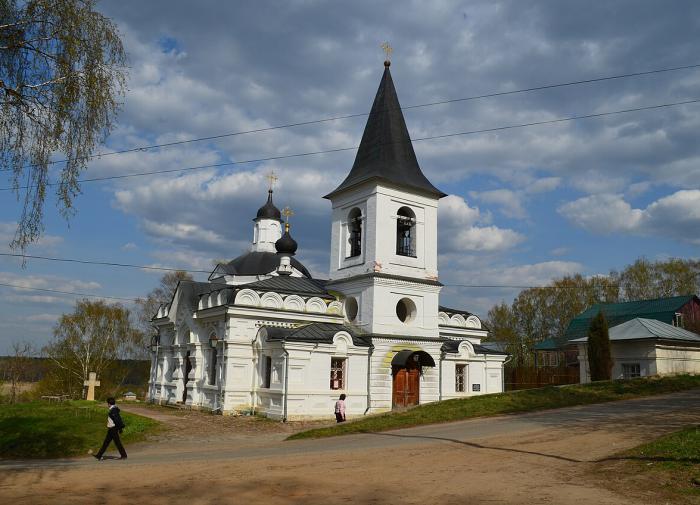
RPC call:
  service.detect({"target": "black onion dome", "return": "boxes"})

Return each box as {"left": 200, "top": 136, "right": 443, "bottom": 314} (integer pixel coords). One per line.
{"left": 256, "top": 189, "right": 282, "bottom": 221}
{"left": 275, "top": 224, "right": 298, "bottom": 256}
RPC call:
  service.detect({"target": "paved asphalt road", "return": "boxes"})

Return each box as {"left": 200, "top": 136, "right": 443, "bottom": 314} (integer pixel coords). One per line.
{"left": 3, "top": 389, "right": 700, "bottom": 470}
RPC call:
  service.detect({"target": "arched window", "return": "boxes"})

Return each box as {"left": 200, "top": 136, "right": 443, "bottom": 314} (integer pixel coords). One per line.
{"left": 347, "top": 208, "right": 362, "bottom": 258}
{"left": 396, "top": 207, "right": 416, "bottom": 257}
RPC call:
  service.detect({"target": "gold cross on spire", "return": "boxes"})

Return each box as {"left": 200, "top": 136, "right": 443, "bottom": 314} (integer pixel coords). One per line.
{"left": 265, "top": 170, "right": 278, "bottom": 191}
{"left": 381, "top": 41, "right": 393, "bottom": 62}
{"left": 282, "top": 206, "right": 294, "bottom": 232}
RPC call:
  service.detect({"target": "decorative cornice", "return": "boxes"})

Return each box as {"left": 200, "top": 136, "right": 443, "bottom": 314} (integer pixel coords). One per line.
{"left": 326, "top": 272, "right": 443, "bottom": 287}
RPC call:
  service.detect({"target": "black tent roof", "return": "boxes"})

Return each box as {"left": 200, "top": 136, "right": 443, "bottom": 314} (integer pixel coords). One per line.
{"left": 325, "top": 63, "right": 446, "bottom": 200}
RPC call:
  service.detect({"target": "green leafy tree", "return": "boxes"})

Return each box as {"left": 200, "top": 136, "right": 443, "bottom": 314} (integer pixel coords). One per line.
{"left": 486, "top": 302, "right": 522, "bottom": 365}
{"left": 44, "top": 299, "right": 139, "bottom": 398}
{"left": 587, "top": 311, "right": 612, "bottom": 381}
{"left": 1, "top": 0, "right": 127, "bottom": 251}
{"left": 614, "top": 258, "right": 700, "bottom": 301}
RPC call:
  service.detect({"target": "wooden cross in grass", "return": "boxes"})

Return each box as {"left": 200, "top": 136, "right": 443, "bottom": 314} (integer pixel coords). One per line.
{"left": 84, "top": 372, "right": 100, "bottom": 401}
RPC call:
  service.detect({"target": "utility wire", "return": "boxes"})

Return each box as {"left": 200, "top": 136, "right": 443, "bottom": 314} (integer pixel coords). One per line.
{"left": 0, "top": 252, "right": 627, "bottom": 291}
{"left": 2, "top": 97, "right": 699, "bottom": 192}
{"left": 0, "top": 252, "right": 211, "bottom": 274}
{"left": 0, "top": 282, "right": 137, "bottom": 301}
{"left": 2, "top": 61, "right": 699, "bottom": 174}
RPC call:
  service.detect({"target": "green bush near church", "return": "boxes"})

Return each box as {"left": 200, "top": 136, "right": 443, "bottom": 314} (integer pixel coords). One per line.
{"left": 288, "top": 374, "right": 700, "bottom": 440}
{"left": 0, "top": 400, "right": 160, "bottom": 459}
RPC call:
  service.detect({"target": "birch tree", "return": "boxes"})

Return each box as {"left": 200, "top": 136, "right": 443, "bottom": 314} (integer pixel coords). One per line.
{"left": 1, "top": 0, "right": 127, "bottom": 251}
{"left": 44, "top": 299, "right": 138, "bottom": 398}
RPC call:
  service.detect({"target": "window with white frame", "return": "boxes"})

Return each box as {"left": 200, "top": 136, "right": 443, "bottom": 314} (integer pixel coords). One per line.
{"left": 455, "top": 364, "right": 466, "bottom": 392}
{"left": 622, "top": 363, "right": 641, "bottom": 379}
{"left": 330, "top": 357, "right": 346, "bottom": 390}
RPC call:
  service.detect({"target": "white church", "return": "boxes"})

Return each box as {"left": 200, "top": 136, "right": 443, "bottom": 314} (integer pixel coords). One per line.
{"left": 147, "top": 60, "right": 509, "bottom": 419}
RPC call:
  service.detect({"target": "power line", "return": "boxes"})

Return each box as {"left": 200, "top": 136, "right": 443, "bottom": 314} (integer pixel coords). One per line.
{"left": 1, "top": 251, "right": 630, "bottom": 291}
{"left": 2, "top": 97, "right": 699, "bottom": 192}
{"left": 2, "top": 61, "right": 699, "bottom": 174}
{"left": 0, "top": 282, "right": 136, "bottom": 301}
{"left": 0, "top": 252, "right": 211, "bottom": 274}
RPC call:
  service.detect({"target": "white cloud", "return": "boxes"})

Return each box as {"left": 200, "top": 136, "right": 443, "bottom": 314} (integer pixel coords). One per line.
{"left": 438, "top": 195, "right": 523, "bottom": 252}
{"left": 558, "top": 194, "right": 643, "bottom": 233}
{"left": 449, "top": 225, "right": 524, "bottom": 252}
{"left": 558, "top": 190, "right": 700, "bottom": 243}
{"left": 471, "top": 189, "right": 527, "bottom": 219}
{"left": 24, "top": 313, "right": 61, "bottom": 323}
{"left": 439, "top": 194, "right": 481, "bottom": 226}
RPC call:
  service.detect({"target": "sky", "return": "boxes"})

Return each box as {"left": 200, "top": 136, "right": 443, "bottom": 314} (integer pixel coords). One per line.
{"left": 2, "top": 0, "right": 700, "bottom": 354}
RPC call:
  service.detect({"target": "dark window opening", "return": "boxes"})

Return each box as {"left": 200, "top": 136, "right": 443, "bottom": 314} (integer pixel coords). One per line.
{"left": 348, "top": 208, "right": 362, "bottom": 258}
{"left": 263, "top": 356, "right": 272, "bottom": 388}
{"left": 455, "top": 364, "right": 466, "bottom": 392}
{"left": 396, "top": 207, "right": 416, "bottom": 257}
{"left": 209, "top": 347, "right": 218, "bottom": 386}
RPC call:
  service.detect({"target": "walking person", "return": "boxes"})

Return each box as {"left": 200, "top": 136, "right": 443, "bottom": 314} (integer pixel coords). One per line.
{"left": 94, "top": 397, "right": 127, "bottom": 460}
{"left": 334, "top": 393, "right": 346, "bottom": 423}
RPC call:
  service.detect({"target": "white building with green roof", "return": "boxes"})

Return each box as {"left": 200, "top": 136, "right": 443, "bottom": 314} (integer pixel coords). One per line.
{"left": 573, "top": 317, "right": 700, "bottom": 382}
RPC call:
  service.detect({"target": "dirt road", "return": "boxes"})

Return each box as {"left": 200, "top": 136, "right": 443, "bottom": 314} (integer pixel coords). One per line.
{"left": 2, "top": 390, "right": 699, "bottom": 504}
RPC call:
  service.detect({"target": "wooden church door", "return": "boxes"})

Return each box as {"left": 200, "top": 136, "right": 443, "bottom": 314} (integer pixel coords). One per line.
{"left": 392, "top": 363, "right": 420, "bottom": 408}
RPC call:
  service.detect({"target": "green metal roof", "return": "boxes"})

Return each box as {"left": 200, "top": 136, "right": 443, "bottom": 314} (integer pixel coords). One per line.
{"left": 562, "top": 295, "right": 697, "bottom": 345}
{"left": 533, "top": 337, "right": 560, "bottom": 351}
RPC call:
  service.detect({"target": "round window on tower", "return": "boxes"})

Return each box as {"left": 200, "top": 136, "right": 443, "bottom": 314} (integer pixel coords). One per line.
{"left": 345, "top": 297, "right": 359, "bottom": 322}
{"left": 396, "top": 298, "right": 417, "bottom": 324}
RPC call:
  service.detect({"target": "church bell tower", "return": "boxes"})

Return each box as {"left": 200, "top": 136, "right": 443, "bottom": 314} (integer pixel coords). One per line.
{"left": 324, "top": 58, "right": 446, "bottom": 338}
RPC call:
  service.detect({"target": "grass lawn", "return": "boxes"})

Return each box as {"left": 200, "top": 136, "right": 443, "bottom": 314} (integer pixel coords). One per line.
{"left": 288, "top": 374, "right": 700, "bottom": 440}
{"left": 0, "top": 400, "right": 160, "bottom": 459}
{"left": 625, "top": 425, "right": 700, "bottom": 498}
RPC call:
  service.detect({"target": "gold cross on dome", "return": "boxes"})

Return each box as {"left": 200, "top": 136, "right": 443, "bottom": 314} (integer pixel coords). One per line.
{"left": 381, "top": 41, "right": 393, "bottom": 61}
{"left": 265, "top": 170, "right": 278, "bottom": 191}
{"left": 282, "top": 206, "right": 294, "bottom": 223}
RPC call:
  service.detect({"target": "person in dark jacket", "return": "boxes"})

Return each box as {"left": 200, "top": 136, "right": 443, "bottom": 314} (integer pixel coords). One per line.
{"left": 94, "top": 397, "right": 127, "bottom": 460}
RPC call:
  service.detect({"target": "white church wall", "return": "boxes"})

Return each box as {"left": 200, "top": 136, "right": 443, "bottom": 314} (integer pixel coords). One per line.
{"left": 374, "top": 184, "right": 439, "bottom": 280}
{"left": 441, "top": 344, "right": 507, "bottom": 397}
{"left": 329, "top": 184, "right": 376, "bottom": 278}
{"left": 364, "top": 279, "right": 441, "bottom": 337}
